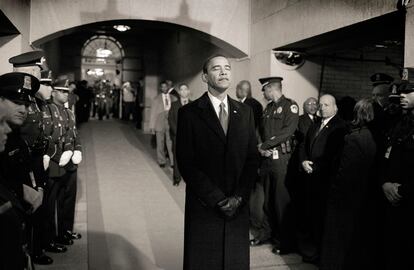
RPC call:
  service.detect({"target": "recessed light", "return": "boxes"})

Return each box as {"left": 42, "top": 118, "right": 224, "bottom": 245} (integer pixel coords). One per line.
{"left": 113, "top": 25, "right": 131, "bottom": 32}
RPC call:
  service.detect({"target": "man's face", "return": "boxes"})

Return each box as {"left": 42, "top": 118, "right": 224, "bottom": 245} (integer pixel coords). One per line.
{"left": 38, "top": 84, "right": 52, "bottom": 100}
{"left": 400, "top": 92, "right": 414, "bottom": 109}
{"left": 52, "top": 89, "right": 69, "bottom": 104}
{"left": 304, "top": 98, "right": 318, "bottom": 115}
{"left": 319, "top": 95, "right": 337, "bottom": 119}
{"left": 160, "top": 83, "right": 169, "bottom": 94}
{"left": 69, "top": 83, "right": 76, "bottom": 92}
{"left": 202, "top": 56, "right": 231, "bottom": 93}
{"left": 236, "top": 82, "right": 250, "bottom": 99}
{"left": 372, "top": 85, "right": 389, "bottom": 106}
{"left": 178, "top": 85, "right": 190, "bottom": 99}
{"left": 2, "top": 98, "right": 27, "bottom": 126}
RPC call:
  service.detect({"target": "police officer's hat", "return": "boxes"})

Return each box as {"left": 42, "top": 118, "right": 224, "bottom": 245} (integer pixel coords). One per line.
{"left": 370, "top": 73, "right": 394, "bottom": 86}
{"left": 40, "top": 70, "right": 53, "bottom": 86}
{"left": 52, "top": 78, "right": 70, "bottom": 92}
{"left": 259, "top": 77, "right": 283, "bottom": 91}
{"left": 397, "top": 82, "right": 414, "bottom": 94}
{"left": 9, "top": 50, "right": 45, "bottom": 70}
{"left": 0, "top": 72, "right": 40, "bottom": 104}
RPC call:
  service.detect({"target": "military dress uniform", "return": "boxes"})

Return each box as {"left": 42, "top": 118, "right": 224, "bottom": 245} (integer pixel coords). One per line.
{"left": 257, "top": 77, "right": 299, "bottom": 252}
{"left": 47, "top": 80, "right": 82, "bottom": 245}
{"left": 0, "top": 72, "right": 42, "bottom": 270}
{"left": 381, "top": 106, "right": 414, "bottom": 270}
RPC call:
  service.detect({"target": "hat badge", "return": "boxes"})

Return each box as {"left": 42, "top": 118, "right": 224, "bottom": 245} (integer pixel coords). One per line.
{"left": 392, "top": 85, "right": 398, "bottom": 94}
{"left": 23, "top": 75, "right": 32, "bottom": 90}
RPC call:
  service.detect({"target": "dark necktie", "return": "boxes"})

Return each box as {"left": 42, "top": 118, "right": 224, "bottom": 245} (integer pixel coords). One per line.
{"left": 219, "top": 102, "right": 228, "bottom": 135}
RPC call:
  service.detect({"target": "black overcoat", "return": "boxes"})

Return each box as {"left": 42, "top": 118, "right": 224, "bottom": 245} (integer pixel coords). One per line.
{"left": 176, "top": 92, "right": 259, "bottom": 270}
{"left": 320, "top": 127, "right": 377, "bottom": 270}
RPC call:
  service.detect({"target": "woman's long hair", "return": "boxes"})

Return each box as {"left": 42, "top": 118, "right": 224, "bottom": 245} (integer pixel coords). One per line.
{"left": 351, "top": 98, "right": 375, "bottom": 128}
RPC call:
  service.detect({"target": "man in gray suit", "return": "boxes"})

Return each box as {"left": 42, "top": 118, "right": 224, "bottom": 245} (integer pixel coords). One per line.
{"left": 149, "top": 81, "right": 177, "bottom": 167}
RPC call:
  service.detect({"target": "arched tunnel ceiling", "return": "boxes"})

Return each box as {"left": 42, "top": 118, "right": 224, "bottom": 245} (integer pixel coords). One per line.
{"left": 30, "top": 0, "right": 249, "bottom": 58}
{"left": 32, "top": 19, "right": 247, "bottom": 58}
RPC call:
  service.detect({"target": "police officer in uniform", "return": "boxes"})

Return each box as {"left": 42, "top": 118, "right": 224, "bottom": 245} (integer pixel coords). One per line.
{"left": 252, "top": 77, "right": 299, "bottom": 254}
{"left": 0, "top": 72, "right": 42, "bottom": 269}
{"left": 9, "top": 50, "right": 61, "bottom": 264}
{"left": 381, "top": 83, "right": 414, "bottom": 270}
{"left": 48, "top": 79, "right": 82, "bottom": 246}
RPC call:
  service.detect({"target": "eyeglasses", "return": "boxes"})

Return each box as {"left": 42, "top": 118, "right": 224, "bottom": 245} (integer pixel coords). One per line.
{"left": 305, "top": 102, "right": 318, "bottom": 106}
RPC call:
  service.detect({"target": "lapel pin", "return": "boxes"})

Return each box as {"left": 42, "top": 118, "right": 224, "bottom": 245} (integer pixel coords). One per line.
{"left": 234, "top": 110, "right": 237, "bottom": 113}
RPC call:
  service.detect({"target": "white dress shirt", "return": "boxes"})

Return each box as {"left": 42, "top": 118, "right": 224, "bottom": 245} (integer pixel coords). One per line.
{"left": 162, "top": 93, "right": 171, "bottom": 111}
{"left": 239, "top": 97, "right": 247, "bottom": 103}
{"left": 208, "top": 91, "right": 228, "bottom": 118}
{"left": 320, "top": 114, "right": 335, "bottom": 130}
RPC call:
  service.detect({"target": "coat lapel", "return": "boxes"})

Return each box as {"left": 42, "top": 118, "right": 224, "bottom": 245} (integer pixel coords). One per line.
{"left": 226, "top": 98, "right": 241, "bottom": 140}
{"left": 197, "top": 92, "right": 226, "bottom": 143}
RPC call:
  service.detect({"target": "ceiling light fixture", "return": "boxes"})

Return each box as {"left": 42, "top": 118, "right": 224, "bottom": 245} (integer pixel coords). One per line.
{"left": 113, "top": 25, "right": 131, "bottom": 32}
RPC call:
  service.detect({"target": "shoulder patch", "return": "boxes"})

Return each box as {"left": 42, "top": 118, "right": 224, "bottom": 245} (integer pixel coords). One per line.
{"left": 290, "top": 104, "right": 299, "bottom": 114}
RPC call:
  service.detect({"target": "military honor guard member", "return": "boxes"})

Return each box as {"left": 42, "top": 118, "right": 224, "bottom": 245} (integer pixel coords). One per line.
{"left": 176, "top": 55, "right": 259, "bottom": 270}
{"left": 0, "top": 72, "right": 42, "bottom": 269}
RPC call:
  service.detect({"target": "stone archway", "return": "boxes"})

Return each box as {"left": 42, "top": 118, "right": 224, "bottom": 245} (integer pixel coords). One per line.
{"left": 81, "top": 35, "right": 124, "bottom": 85}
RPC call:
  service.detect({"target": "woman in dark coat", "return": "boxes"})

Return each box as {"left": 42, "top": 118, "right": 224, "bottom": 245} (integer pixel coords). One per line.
{"left": 320, "top": 98, "right": 377, "bottom": 270}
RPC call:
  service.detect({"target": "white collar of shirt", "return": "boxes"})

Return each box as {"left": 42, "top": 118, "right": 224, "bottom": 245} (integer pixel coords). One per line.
{"left": 162, "top": 93, "right": 171, "bottom": 110}
{"left": 180, "top": 98, "right": 189, "bottom": 105}
{"left": 239, "top": 97, "right": 247, "bottom": 103}
{"left": 321, "top": 114, "right": 335, "bottom": 126}
{"left": 308, "top": 113, "right": 314, "bottom": 121}
{"left": 208, "top": 91, "right": 228, "bottom": 118}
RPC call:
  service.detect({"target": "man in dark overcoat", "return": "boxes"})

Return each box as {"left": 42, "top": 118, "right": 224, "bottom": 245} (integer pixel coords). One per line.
{"left": 299, "top": 94, "right": 348, "bottom": 263}
{"left": 176, "top": 55, "right": 260, "bottom": 270}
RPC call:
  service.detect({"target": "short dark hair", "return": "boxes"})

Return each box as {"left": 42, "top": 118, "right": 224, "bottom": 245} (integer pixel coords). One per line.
{"left": 178, "top": 83, "right": 188, "bottom": 89}
{"left": 236, "top": 80, "right": 252, "bottom": 97}
{"left": 202, "top": 54, "right": 228, "bottom": 74}
{"left": 352, "top": 98, "right": 374, "bottom": 127}
{"left": 160, "top": 80, "right": 168, "bottom": 86}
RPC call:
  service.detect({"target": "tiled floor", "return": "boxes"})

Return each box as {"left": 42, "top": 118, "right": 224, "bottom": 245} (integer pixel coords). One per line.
{"left": 38, "top": 119, "right": 317, "bottom": 270}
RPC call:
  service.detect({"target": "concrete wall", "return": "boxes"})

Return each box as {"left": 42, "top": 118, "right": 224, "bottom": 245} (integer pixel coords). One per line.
{"left": 0, "top": 0, "right": 32, "bottom": 74}
{"left": 405, "top": 3, "right": 414, "bottom": 68}
{"left": 320, "top": 46, "right": 403, "bottom": 100}
{"left": 249, "top": 0, "right": 399, "bottom": 107}
{"left": 30, "top": 0, "right": 250, "bottom": 56}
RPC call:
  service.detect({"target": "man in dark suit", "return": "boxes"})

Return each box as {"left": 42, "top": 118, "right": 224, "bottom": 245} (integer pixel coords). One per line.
{"left": 236, "top": 80, "right": 263, "bottom": 128}
{"left": 176, "top": 55, "right": 260, "bottom": 270}
{"left": 168, "top": 83, "right": 191, "bottom": 186}
{"left": 296, "top": 97, "right": 318, "bottom": 144}
{"left": 299, "top": 94, "right": 348, "bottom": 264}
{"left": 288, "top": 97, "right": 318, "bottom": 256}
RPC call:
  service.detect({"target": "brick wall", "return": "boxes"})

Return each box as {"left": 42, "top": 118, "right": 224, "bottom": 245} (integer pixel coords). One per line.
{"left": 319, "top": 45, "right": 403, "bottom": 101}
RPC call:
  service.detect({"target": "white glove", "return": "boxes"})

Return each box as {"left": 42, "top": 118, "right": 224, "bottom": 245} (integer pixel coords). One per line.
{"left": 59, "top": 150, "right": 73, "bottom": 167}
{"left": 43, "top": 155, "right": 50, "bottom": 170}
{"left": 71, "top": 150, "right": 82, "bottom": 165}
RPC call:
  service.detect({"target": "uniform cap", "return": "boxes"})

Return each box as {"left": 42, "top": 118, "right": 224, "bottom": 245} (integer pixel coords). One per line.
{"left": 9, "top": 50, "right": 45, "bottom": 69}
{"left": 259, "top": 77, "right": 283, "bottom": 91}
{"left": 53, "top": 78, "right": 70, "bottom": 92}
{"left": 0, "top": 72, "right": 40, "bottom": 104}
{"left": 397, "top": 82, "right": 414, "bottom": 94}
{"left": 40, "top": 70, "right": 53, "bottom": 86}
{"left": 370, "top": 73, "right": 394, "bottom": 86}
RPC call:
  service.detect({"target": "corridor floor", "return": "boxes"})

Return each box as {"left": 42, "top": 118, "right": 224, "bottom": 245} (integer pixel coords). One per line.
{"left": 38, "top": 119, "right": 316, "bottom": 270}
